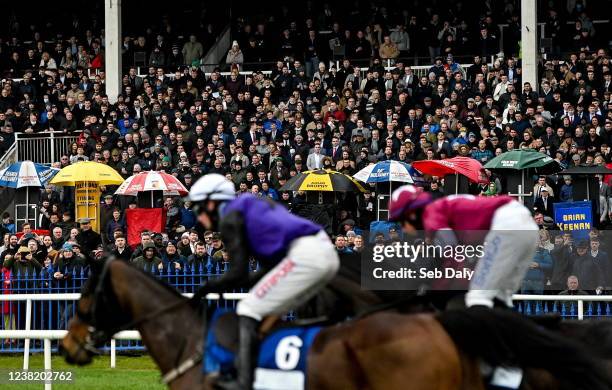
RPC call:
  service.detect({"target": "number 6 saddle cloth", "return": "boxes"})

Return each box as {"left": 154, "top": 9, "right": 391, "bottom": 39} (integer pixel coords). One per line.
{"left": 203, "top": 309, "right": 322, "bottom": 390}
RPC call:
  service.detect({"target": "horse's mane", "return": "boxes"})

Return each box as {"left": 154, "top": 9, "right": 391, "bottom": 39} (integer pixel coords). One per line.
{"left": 82, "top": 258, "right": 186, "bottom": 300}
{"left": 129, "top": 263, "right": 186, "bottom": 299}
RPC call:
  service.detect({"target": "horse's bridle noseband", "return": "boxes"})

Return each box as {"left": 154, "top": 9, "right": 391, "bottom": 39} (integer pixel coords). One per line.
{"left": 72, "top": 259, "right": 199, "bottom": 384}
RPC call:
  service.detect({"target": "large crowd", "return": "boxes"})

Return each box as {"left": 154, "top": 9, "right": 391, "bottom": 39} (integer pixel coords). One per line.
{"left": 0, "top": 0, "right": 610, "bottom": 300}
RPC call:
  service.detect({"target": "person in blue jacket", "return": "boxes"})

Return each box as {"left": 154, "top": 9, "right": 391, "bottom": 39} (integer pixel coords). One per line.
{"left": 521, "top": 231, "right": 553, "bottom": 294}
{"left": 179, "top": 201, "right": 197, "bottom": 230}
{"left": 189, "top": 174, "right": 339, "bottom": 390}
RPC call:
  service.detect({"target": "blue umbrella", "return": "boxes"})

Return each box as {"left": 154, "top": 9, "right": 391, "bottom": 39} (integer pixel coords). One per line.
{"left": 0, "top": 161, "right": 59, "bottom": 222}
{"left": 0, "top": 161, "right": 59, "bottom": 188}
{"left": 353, "top": 160, "right": 423, "bottom": 184}
{"left": 353, "top": 161, "right": 424, "bottom": 219}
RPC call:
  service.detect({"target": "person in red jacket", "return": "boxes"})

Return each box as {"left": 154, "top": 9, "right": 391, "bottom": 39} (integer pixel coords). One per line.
{"left": 389, "top": 185, "right": 539, "bottom": 308}
{"left": 323, "top": 101, "right": 346, "bottom": 124}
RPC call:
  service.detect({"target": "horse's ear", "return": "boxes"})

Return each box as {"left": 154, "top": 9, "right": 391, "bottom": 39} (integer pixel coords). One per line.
{"left": 89, "top": 256, "right": 116, "bottom": 276}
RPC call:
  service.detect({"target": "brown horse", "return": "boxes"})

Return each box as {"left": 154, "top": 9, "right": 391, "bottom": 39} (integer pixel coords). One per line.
{"left": 60, "top": 259, "right": 610, "bottom": 390}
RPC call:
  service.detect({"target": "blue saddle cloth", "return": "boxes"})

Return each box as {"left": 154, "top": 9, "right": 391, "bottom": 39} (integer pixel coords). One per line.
{"left": 203, "top": 309, "right": 322, "bottom": 389}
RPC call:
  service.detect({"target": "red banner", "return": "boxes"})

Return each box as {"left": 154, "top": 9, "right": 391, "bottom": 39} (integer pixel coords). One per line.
{"left": 125, "top": 208, "right": 167, "bottom": 248}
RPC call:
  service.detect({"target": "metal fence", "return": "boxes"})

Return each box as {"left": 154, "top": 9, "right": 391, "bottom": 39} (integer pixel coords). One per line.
{"left": 13, "top": 132, "right": 80, "bottom": 165}
{"left": 0, "top": 261, "right": 240, "bottom": 354}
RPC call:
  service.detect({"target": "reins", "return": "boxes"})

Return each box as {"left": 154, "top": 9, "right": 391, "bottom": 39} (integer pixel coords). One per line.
{"left": 75, "top": 259, "right": 201, "bottom": 385}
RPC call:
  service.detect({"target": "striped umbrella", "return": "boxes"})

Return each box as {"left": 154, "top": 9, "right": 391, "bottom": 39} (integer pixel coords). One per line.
{"left": 353, "top": 160, "right": 423, "bottom": 184}
{"left": 0, "top": 161, "right": 59, "bottom": 188}
{"left": 114, "top": 171, "right": 188, "bottom": 196}
{"left": 0, "top": 161, "right": 60, "bottom": 222}
{"left": 280, "top": 169, "right": 367, "bottom": 192}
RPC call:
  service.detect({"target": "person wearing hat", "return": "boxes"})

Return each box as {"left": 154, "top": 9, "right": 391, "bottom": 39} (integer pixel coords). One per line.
{"left": 534, "top": 186, "right": 555, "bottom": 218}
{"left": 76, "top": 217, "right": 102, "bottom": 256}
{"left": 571, "top": 240, "right": 606, "bottom": 292}
{"left": 207, "top": 232, "right": 224, "bottom": 258}
{"left": 339, "top": 218, "right": 356, "bottom": 233}
{"left": 161, "top": 240, "right": 186, "bottom": 271}
{"left": 53, "top": 242, "right": 87, "bottom": 281}
{"left": 231, "top": 159, "right": 248, "bottom": 187}
{"left": 131, "top": 242, "right": 162, "bottom": 271}
{"left": 100, "top": 195, "right": 115, "bottom": 240}
{"left": 532, "top": 176, "right": 554, "bottom": 201}
{"left": 160, "top": 155, "right": 172, "bottom": 173}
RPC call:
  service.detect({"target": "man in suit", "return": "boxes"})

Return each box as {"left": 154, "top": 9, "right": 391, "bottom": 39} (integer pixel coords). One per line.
{"left": 330, "top": 136, "right": 343, "bottom": 163}
{"left": 588, "top": 236, "right": 609, "bottom": 288}
{"left": 306, "top": 143, "right": 326, "bottom": 170}
{"left": 432, "top": 132, "right": 451, "bottom": 156}
{"left": 601, "top": 71, "right": 611, "bottom": 95}
{"left": 598, "top": 175, "right": 611, "bottom": 226}
{"left": 559, "top": 106, "right": 581, "bottom": 128}
{"left": 244, "top": 122, "right": 261, "bottom": 147}
{"left": 534, "top": 187, "right": 555, "bottom": 218}
{"left": 533, "top": 176, "right": 555, "bottom": 201}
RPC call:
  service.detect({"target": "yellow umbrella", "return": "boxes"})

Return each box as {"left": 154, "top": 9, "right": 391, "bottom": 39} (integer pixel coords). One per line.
{"left": 280, "top": 169, "right": 367, "bottom": 192}
{"left": 50, "top": 161, "right": 124, "bottom": 186}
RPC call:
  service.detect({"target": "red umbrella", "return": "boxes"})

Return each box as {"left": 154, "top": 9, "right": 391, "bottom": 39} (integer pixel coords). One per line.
{"left": 412, "top": 157, "right": 487, "bottom": 184}
{"left": 115, "top": 171, "right": 188, "bottom": 196}
{"left": 114, "top": 171, "right": 188, "bottom": 207}
{"left": 606, "top": 163, "right": 612, "bottom": 185}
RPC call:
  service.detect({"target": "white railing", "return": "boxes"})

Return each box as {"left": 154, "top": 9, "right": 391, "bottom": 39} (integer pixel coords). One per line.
{"left": 0, "top": 292, "right": 607, "bottom": 389}
{"left": 12, "top": 131, "right": 80, "bottom": 165}
{"left": 512, "top": 294, "right": 612, "bottom": 321}
{"left": 0, "top": 292, "right": 246, "bottom": 379}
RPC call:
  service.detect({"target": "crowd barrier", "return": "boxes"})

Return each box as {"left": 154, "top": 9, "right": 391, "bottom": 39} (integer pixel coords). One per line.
{"left": 0, "top": 262, "right": 238, "bottom": 354}
{"left": 1, "top": 265, "right": 611, "bottom": 352}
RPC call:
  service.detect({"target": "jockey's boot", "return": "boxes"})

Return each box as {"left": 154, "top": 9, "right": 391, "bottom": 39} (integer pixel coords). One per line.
{"left": 216, "top": 316, "right": 259, "bottom": 390}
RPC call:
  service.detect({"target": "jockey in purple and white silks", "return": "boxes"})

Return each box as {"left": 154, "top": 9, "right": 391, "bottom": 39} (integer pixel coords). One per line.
{"left": 189, "top": 174, "right": 339, "bottom": 390}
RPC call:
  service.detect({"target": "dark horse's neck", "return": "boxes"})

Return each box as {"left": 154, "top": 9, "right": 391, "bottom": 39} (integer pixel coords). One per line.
{"left": 108, "top": 261, "right": 205, "bottom": 389}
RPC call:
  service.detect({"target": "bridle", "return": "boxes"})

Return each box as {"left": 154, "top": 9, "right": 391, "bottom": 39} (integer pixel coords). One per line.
{"left": 73, "top": 259, "right": 202, "bottom": 385}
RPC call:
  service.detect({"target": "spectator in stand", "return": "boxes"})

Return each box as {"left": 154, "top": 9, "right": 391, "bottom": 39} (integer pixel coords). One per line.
{"left": 187, "top": 241, "right": 209, "bottom": 269}
{"left": 378, "top": 36, "right": 399, "bottom": 64}
{"left": 161, "top": 240, "right": 186, "bottom": 270}
{"left": 390, "top": 25, "right": 410, "bottom": 54}
{"left": 558, "top": 275, "right": 589, "bottom": 296}
{"left": 131, "top": 242, "right": 162, "bottom": 271}
{"left": 334, "top": 235, "right": 353, "bottom": 254}
{"left": 226, "top": 41, "right": 244, "bottom": 69}
{"left": 110, "top": 235, "right": 132, "bottom": 262}
{"left": 3, "top": 246, "right": 41, "bottom": 275}
{"left": 0, "top": 2, "right": 610, "bottom": 297}
{"left": 182, "top": 35, "right": 204, "bottom": 67}
{"left": 75, "top": 217, "right": 101, "bottom": 255}
{"left": 521, "top": 230, "right": 553, "bottom": 294}
{"left": 559, "top": 175, "right": 574, "bottom": 202}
